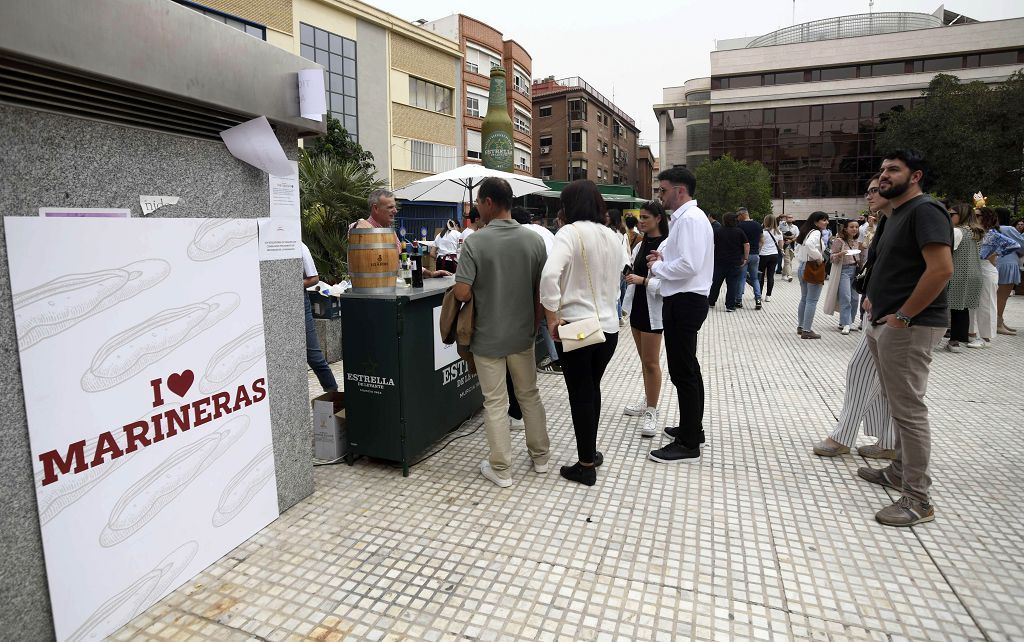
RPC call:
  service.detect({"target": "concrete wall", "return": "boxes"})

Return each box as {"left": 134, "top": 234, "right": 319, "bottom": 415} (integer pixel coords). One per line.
{"left": 0, "top": 104, "right": 313, "bottom": 637}
{"left": 356, "top": 18, "right": 391, "bottom": 184}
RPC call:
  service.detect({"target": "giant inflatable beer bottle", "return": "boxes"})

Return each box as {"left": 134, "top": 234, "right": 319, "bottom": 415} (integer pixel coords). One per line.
{"left": 481, "top": 66, "right": 515, "bottom": 171}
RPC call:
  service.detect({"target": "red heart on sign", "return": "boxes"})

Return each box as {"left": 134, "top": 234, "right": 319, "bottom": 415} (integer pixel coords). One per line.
{"left": 166, "top": 370, "right": 195, "bottom": 398}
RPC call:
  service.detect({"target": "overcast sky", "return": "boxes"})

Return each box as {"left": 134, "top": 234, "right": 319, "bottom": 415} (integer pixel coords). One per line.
{"left": 370, "top": 0, "right": 1020, "bottom": 155}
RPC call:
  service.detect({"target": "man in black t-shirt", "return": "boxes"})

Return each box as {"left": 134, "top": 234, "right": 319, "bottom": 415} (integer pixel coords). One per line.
{"left": 858, "top": 149, "right": 953, "bottom": 528}
{"left": 736, "top": 208, "right": 764, "bottom": 309}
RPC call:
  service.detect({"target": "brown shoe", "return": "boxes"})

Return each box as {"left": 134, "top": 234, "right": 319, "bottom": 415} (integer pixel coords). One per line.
{"left": 801, "top": 330, "right": 821, "bottom": 339}
{"left": 857, "top": 443, "right": 896, "bottom": 460}
{"left": 997, "top": 325, "right": 1017, "bottom": 336}
{"left": 875, "top": 495, "right": 935, "bottom": 527}
{"left": 813, "top": 438, "right": 850, "bottom": 457}
{"left": 857, "top": 465, "right": 901, "bottom": 491}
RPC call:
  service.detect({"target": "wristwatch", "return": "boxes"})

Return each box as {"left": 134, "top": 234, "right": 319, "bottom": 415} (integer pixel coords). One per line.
{"left": 894, "top": 310, "right": 913, "bottom": 327}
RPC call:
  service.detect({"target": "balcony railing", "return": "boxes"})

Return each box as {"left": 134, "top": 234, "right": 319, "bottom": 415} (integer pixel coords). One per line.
{"left": 532, "top": 76, "right": 636, "bottom": 127}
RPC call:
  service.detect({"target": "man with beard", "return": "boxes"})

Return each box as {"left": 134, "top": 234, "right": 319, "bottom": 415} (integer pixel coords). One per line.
{"left": 859, "top": 150, "right": 952, "bottom": 527}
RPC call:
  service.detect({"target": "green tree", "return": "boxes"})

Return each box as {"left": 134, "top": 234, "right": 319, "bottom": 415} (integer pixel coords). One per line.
{"left": 693, "top": 155, "right": 773, "bottom": 220}
{"left": 299, "top": 154, "right": 386, "bottom": 282}
{"left": 302, "top": 116, "right": 376, "bottom": 172}
{"left": 877, "top": 71, "right": 1024, "bottom": 209}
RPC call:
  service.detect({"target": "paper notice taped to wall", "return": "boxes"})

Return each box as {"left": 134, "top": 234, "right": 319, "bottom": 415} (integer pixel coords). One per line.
{"left": 140, "top": 196, "right": 180, "bottom": 215}
{"left": 257, "top": 217, "right": 301, "bottom": 260}
{"left": 298, "top": 69, "right": 327, "bottom": 121}
{"left": 220, "top": 116, "right": 295, "bottom": 177}
{"left": 269, "top": 163, "right": 299, "bottom": 219}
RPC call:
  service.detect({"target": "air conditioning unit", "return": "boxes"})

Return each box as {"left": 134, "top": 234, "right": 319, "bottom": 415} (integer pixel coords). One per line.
{"left": 540, "top": 146, "right": 550, "bottom": 154}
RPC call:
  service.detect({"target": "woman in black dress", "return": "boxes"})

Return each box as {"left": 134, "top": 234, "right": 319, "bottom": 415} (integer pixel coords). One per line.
{"left": 620, "top": 201, "right": 670, "bottom": 438}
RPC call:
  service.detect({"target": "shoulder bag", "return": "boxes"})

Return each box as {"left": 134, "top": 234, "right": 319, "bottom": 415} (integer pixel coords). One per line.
{"left": 802, "top": 232, "right": 826, "bottom": 285}
{"left": 558, "top": 224, "right": 606, "bottom": 352}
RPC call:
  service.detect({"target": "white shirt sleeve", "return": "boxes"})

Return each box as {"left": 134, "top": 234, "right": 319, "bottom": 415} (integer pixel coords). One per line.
{"left": 301, "top": 243, "right": 317, "bottom": 278}
{"left": 651, "top": 214, "right": 705, "bottom": 281}
{"left": 953, "top": 227, "right": 964, "bottom": 250}
{"left": 540, "top": 230, "right": 573, "bottom": 312}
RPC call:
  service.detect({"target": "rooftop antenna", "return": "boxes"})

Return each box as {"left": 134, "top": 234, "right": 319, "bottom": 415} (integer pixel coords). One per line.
{"left": 792, "top": 0, "right": 796, "bottom": 25}
{"left": 869, "top": 0, "right": 874, "bottom": 14}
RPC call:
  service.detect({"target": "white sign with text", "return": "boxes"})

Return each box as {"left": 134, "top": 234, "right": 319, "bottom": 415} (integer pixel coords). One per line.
{"left": 3, "top": 217, "right": 279, "bottom": 642}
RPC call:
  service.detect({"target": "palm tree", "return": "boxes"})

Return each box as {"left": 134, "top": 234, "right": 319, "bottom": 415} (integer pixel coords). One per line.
{"left": 299, "top": 152, "right": 386, "bottom": 282}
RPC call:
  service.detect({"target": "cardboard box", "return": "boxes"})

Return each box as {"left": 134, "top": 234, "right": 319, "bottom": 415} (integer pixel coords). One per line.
{"left": 311, "top": 391, "right": 346, "bottom": 460}
{"left": 310, "top": 292, "right": 341, "bottom": 319}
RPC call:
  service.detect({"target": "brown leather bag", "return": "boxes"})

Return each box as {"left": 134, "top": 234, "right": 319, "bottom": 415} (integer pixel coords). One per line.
{"left": 803, "top": 260, "right": 825, "bottom": 285}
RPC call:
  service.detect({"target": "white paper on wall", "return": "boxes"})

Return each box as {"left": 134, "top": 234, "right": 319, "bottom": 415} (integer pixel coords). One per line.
{"left": 269, "top": 163, "right": 300, "bottom": 218}
{"left": 139, "top": 195, "right": 180, "bottom": 215}
{"left": 257, "top": 217, "right": 301, "bottom": 260}
{"left": 219, "top": 116, "right": 295, "bottom": 177}
{"left": 3, "top": 217, "right": 279, "bottom": 642}
{"left": 298, "top": 69, "right": 327, "bottom": 121}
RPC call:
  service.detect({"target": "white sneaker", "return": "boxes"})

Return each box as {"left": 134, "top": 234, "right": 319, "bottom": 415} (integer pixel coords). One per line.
{"left": 764, "top": 296, "right": 771, "bottom": 302}
{"left": 966, "top": 338, "right": 987, "bottom": 349}
{"left": 480, "top": 460, "right": 513, "bottom": 487}
{"left": 623, "top": 398, "right": 646, "bottom": 417}
{"left": 640, "top": 409, "right": 658, "bottom": 437}
{"left": 509, "top": 416, "right": 525, "bottom": 430}
{"left": 841, "top": 325, "right": 851, "bottom": 335}
{"left": 533, "top": 458, "right": 550, "bottom": 474}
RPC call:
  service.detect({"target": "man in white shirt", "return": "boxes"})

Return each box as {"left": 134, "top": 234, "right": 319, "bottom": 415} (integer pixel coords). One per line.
{"left": 460, "top": 207, "right": 483, "bottom": 242}
{"left": 645, "top": 167, "right": 715, "bottom": 464}
{"left": 301, "top": 243, "right": 338, "bottom": 393}
{"left": 526, "top": 211, "right": 556, "bottom": 255}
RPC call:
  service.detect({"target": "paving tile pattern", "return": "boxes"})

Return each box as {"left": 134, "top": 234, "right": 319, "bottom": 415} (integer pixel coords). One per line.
{"left": 113, "top": 280, "right": 1024, "bottom": 641}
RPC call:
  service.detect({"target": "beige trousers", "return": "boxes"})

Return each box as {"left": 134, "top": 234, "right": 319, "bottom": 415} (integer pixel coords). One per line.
{"left": 474, "top": 346, "right": 549, "bottom": 479}
{"left": 866, "top": 323, "right": 945, "bottom": 502}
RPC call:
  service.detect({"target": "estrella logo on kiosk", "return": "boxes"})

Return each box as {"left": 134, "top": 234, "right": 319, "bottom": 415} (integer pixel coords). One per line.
{"left": 36, "top": 369, "right": 267, "bottom": 487}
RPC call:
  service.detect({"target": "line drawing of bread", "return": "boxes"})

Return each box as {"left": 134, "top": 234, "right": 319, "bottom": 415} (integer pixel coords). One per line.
{"left": 212, "top": 444, "right": 276, "bottom": 528}
{"left": 186, "top": 219, "right": 256, "bottom": 262}
{"left": 99, "top": 415, "right": 250, "bottom": 548}
{"left": 198, "top": 324, "right": 266, "bottom": 394}
{"left": 81, "top": 292, "right": 240, "bottom": 393}
{"left": 67, "top": 540, "right": 199, "bottom": 642}
{"left": 12, "top": 259, "right": 171, "bottom": 350}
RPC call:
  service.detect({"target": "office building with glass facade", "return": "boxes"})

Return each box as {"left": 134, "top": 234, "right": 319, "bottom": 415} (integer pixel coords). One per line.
{"left": 659, "top": 8, "right": 1024, "bottom": 218}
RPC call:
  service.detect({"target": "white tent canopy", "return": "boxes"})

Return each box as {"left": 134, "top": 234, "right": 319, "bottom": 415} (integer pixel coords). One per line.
{"left": 393, "top": 164, "right": 548, "bottom": 203}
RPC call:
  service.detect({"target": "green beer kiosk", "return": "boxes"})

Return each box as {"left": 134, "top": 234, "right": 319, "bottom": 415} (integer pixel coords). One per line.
{"left": 340, "top": 277, "right": 482, "bottom": 475}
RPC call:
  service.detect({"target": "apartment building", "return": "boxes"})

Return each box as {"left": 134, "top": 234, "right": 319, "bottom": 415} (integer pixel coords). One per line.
{"left": 420, "top": 14, "right": 534, "bottom": 175}
{"left": 532, "top": 77, "right": 641, "bottom": 190}
{"left": 176, "top": 0, "right": 463, "bottom": 189}
{"left": 657, "top": 7, "right": 1024, "bottom": 216}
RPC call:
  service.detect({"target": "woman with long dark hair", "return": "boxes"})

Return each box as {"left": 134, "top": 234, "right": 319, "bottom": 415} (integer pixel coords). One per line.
{"left": 796, "top": 211, "right": 829, "bottom": 339}
{"left": 829, "top": 219, "right": 864, "bottom": 334}
{"left": 944, "top": 203, "right": 983, "bottom": 352}
{"left": 541, "top": 180, "right": 624, "bottom": 486}
{"left": 621, "top": 201, "right": 669, "bottom": 437}
{"left": 758, "top": 214, "right": 782, "bottom": 302}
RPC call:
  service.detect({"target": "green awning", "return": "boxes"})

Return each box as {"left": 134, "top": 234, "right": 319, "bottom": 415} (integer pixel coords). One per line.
{"left": 533, "top": 181, "right": 647, "bottom": 205}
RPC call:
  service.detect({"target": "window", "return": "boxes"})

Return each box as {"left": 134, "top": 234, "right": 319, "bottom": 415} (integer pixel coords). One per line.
{"left": 410, "top": 140, "right": 457, "bottom": 173}
{"left": 515, "top": 145, "right": 531, "bottom": 172}
{"left": 540, "top": 166, "right": 553, "bottom": 179}
{"left": 596, "top": 168, "right": 604, "bottom": 180}
{"left": 820, "top": 66, "right": 856, "bottom": 81}
{"left": 922, "top": 56, "right": 962, "bottom": 72}
{"left": 300, "top": 23, "right": 357, "bottom": 138}
{"left": 570, "top": 128, "right": 586, "bottom": 152}
{"left": 539, "top": 105, "right": 552, "bottom": 117}
{"left": 467, "top": 130, "right": 481, "bottom": 160}
{"left": 409, "top": 77, "right": 453, "bottom": 115}
{"left": 539, "top": 135, "right": 553, "bottom": 148}
{"left": 568, "top": 99, "right": 587, "bottom": 121}
{"left": 979, "top": 50, "right": 1019, "bottom": 67}
{"left": 467, "top": 96, "right": 480, "bottom": 118}
{"left": 514, "top": 110, "right": 531, "bottom": 134}
{"left": 176, "top": 1, "right": 266, "bottom": 39}
{"left": 569, "top": 159, "right": 587, "bottom": 181}
{"left": 513, "top": 68, "right": 530, "bottom": 96}
{"left": 613, "top": 173, "right": 620, "bottom": 184}
{"left": 773, "top": 71, "right": 803, "bottom": 85}
{"left": 729, "top": 74, "right": 762, "bottom": 88}
{"left": 465, "top": 46, "right": 501, "bottom": 76}
{"left": 870, "top": 62, "right": 904, "bottom": 77}
{"left": 467, "top": 87, "right": 488, "bottom": 118}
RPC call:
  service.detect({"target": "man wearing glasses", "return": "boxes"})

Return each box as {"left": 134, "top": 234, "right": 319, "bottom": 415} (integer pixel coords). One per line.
{"left": 645, "top": 168, "right": 715, "bottom": 464}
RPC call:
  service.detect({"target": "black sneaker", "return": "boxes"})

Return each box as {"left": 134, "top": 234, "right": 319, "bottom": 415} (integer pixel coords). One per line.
{"left": 735, "top": 302, "right": 744, "bottom": 309}
{"left": 593, "top": 451, "right": 604, "bottom": 467}
{"left": 755, "top": 300, "right": 762, "bottom": 310}
{"left": 560, "top": 462, "right": 596, "bottom": 485}
{"left": 649, "top": 442, "right": 702, "bottom": 464}
{"left": 662, "top": 427, "right": 706, "bottom": 449}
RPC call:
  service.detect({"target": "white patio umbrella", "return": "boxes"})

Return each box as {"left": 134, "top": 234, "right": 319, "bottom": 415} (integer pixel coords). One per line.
{"left": 393, "top": 164, "right": 549, "bottom": 203}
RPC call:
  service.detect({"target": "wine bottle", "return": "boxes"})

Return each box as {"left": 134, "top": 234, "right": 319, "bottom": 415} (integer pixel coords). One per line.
{"left": 481, "top": 66, "right": 515, "bottom": 172}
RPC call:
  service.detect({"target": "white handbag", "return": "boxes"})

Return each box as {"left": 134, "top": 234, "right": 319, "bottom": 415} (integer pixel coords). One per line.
{"left": 559, "top": 224, "right": 606, "bottom": 352}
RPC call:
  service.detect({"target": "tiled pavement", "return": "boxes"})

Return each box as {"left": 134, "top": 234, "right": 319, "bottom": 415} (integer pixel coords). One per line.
{"left": 115, "top": 278, "right": 1024, "bottom": 641}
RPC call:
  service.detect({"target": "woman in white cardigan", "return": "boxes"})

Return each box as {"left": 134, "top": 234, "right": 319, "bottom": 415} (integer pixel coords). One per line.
{"left": 796, "top": 211, "right": 830, "bottom": 339}
{"left": 620, "top": 200, "right": 668, "bottom": 438}
{"left": 541, "top": 180, "right": 624, "bottom": 486}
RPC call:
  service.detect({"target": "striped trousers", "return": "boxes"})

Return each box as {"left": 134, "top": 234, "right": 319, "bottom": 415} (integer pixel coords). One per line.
{"left": 829, "top": 333, "right": 895, "bottom": 448}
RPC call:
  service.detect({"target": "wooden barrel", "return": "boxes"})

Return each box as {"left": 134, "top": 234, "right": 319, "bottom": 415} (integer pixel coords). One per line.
{"left": 348, "top": 227, "right": 399, "bottom": 293}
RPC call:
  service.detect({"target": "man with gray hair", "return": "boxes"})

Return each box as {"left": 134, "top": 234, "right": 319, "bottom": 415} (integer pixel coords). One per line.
{"left": 349, "top": 188, "right": 450, "bottom": 277}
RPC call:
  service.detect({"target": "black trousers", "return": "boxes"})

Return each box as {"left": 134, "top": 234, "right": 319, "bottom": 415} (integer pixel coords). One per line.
{"left": 507, "top": 366, "right": 521, "bottom": 420}
{"left": 950, "top": 308, "right": 970, "bottom": 342}
{"left": 663, "top": 292, "right": 710, "bottom": 449}
{"left": 758, "top": 254, "right": 778, "bottom": 297}
{"left": 555, "top": 332, "right": 618, "bottom": 464}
